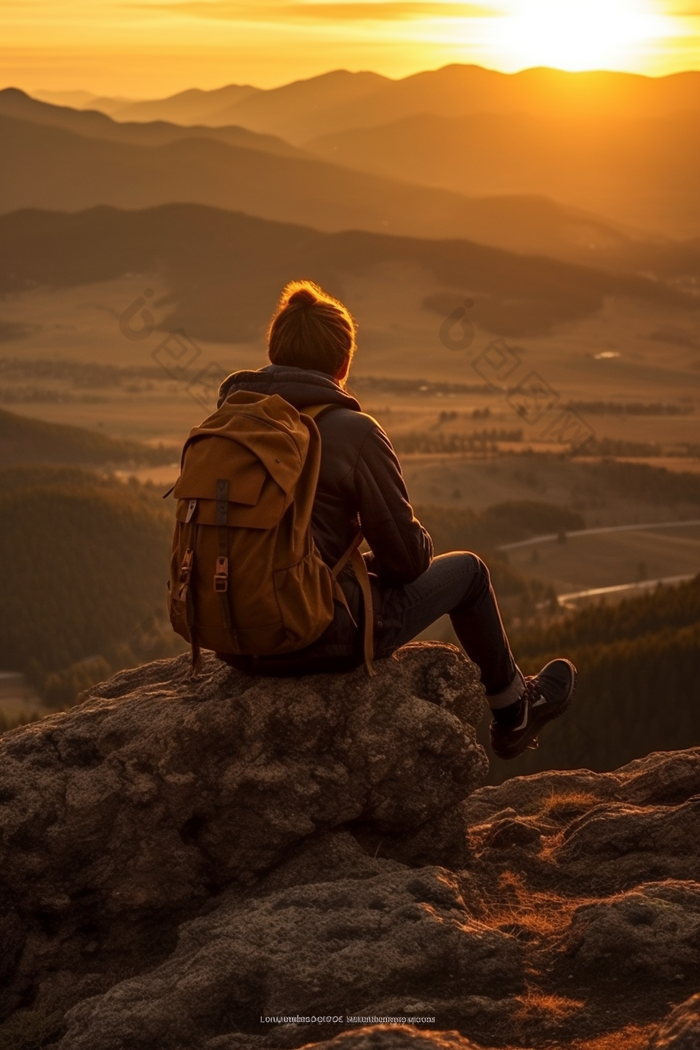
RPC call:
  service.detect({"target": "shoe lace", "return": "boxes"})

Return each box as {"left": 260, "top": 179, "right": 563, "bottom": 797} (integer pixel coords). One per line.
{"left": 521, "top": 680, "right": 546, "bottom": 749}
{"left": 522, "top": 677, "right": 547, "bottom": 706}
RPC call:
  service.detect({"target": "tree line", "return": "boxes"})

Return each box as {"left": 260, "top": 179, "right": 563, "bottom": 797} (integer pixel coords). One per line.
{"left": 487, "top": 576, "right": 700, "bottom": 781}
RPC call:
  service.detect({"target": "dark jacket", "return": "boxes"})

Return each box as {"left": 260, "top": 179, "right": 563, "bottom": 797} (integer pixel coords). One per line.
{"left": 217, "top": 364, "right": 433, "bottom": 671}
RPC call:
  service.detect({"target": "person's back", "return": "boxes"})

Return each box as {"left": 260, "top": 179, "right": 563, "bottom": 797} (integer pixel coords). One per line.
{"left": 218, "top": 364, "right": 431, "bottom": 577}
{"left": 216, "top": 280, "right": 577, "bottom": 759}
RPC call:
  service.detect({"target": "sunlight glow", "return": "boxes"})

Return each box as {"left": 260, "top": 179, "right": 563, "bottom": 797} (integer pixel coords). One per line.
{"left": 487, "top": 0, "right": 676, "bottom": 70}
{"left": 0, "top": 0, "right": 697, "bottom": 94}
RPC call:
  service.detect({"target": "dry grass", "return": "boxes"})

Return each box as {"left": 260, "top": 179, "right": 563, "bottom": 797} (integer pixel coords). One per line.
{"left": 475, "top": 871, "right": 589, "bottom": 939}
{"left": 537, "top": 790, "right": 605, "bottom": 823}
{"left": 571, "top": 1025, "right": 657, "bottom": 1050}
{"left": 515, "top": 988, "right": 585, "bottom": 1023}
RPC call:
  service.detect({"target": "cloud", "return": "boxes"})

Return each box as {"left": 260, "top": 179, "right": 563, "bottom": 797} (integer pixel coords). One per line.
{"left": 131, "top": 2, "right": 496, "bottom": 22}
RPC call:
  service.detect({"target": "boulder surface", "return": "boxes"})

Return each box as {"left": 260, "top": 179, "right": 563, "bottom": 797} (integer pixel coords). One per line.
{"left": 0, "top": 643, "right": 487, "bottom": 1032}
{"left": 2, "top": 642, "right": 700, "bottom": 1050}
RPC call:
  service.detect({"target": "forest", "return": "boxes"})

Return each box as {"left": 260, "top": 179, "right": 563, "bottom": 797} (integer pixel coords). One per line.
{"left": 0, "top": 466, "right": 184, "bottom": 718}
{"left": 486, "top": 575, "right": 700, "bottom": 781}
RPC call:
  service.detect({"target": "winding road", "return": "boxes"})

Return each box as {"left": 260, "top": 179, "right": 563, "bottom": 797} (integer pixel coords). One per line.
{"left": 498, "top": 518, "right": 700, "bottom": 551}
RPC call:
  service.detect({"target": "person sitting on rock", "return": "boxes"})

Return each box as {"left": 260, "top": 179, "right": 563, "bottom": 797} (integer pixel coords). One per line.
{"left": 217, "top": 279, "right": 576, "bottom": 760}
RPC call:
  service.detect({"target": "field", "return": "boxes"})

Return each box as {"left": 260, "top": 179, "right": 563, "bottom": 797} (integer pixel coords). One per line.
{"left": 505, "top": 522, "right": 700, "bottom": 593}
{"left": 1, "top": 276, "right": 699, "bottom": 449}
{"left": 2, "top": 263, "right": 699, "bottom": 613}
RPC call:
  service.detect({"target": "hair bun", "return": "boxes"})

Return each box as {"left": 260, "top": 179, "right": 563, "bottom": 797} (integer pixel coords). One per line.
{"left": 287, "top": 286, "right": 318, "bottom": 307}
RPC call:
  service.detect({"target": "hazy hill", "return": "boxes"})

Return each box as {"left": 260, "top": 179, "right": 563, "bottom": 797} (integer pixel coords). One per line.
{"left": 0, "top": 406, "right": 177, "bottom": 467}
{"left": 29, "top": 88, "right": 103, "bottom": 108}
{"left": 0, "top": 88, "right": 305, "bottom": 158}
{"left": 594, "top": 234, "right": 700, "bottom": 283}
{"left": 1, "top": 204, "right": 692, "bottom": 341}
{"left": 86, "top": 94, "right": 142, "bottom": 116}
{"left": 306, "top": 109, "right": 700, "bottom": 239}
{"left": 108, "top": 69, "right": 384, "bottom": 128}
{"left": 110, "top": 82, "right": 260, "bottom": 124}
{"left": 106, "top": 65, "right": 700, "bottom": 142}
{"left": 0, "top": 112, "right": 641, "bottom": 258}
{"left": 0, "top": 466, "right": 178, "bottom": 679}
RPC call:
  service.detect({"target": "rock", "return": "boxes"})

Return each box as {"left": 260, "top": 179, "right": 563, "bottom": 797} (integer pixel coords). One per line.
{"left": 551, "top": 798, "right": 700, "bottom": 893}
{"left": 4, "top": 643, "right": 700, "bottom": 1050}
{"left": 617, "top": 749, "right": 700, "bottom": 808}
{"left": 563, "top": 881, "right": 700, "bottom": 981}
{"left": 58, "top": 839, "right": 523, "bottom": 1050}
{"left": 0, "top": 643, "right": 487, "bottom": 1023}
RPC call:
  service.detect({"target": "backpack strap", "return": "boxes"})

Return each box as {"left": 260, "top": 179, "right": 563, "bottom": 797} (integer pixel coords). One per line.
{"left": 304, "top": 403, "right": 376, "bottom": 676}
{"left": 332, "top": 531, "right": 376, "bottom": 677}
{"left": 178, "top": 515, "right": 201, "bottom": 676}
{"left": 302, "top": 403, "right": 339, "bottom": 424}
{"left": 215, "top": 479, "right": 240, "bottom": 655}
{"left": 352, "top": 547, "right": 376, "bottom": 677}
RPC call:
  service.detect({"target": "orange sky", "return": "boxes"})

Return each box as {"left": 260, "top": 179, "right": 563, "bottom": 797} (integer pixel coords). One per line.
{"left": 2, "top": 0, "right": 700, "bottom": 97}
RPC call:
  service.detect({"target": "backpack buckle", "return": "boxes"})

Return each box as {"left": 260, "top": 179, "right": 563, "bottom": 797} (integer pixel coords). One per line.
{"left": 179, "top": 548, "right": 194, "bottom": 583}
{"left": 214, "top": 556, "right": 229, "bottom": 593}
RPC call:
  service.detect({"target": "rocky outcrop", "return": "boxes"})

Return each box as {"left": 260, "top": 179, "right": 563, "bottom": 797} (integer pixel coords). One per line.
{"left": 0, "top": 643, "right": 486, "bottom": 1033}
{"left": 2, "top": 642, "right": 700, "bottom": 1050}
{"left": 59, "top": 842, "right": 523, "bottom": 1050}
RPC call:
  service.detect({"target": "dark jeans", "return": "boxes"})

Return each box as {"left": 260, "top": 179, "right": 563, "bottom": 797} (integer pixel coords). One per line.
{"left": 374, "top": 552, "right": 519, "bottom": 698}
{"left": 223, "top": 551, "right": 520, "bottom": 696}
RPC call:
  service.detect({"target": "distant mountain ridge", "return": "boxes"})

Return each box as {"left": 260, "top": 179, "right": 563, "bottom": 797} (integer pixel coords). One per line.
{"left": 0, "top": 108, "right": 641, "bottom": 259}
{"left": 30, "top": 88, "right": 104, "bottom": 108}
{"left": 105, "top": 69, "right": 385, "bottom": 131}
{"left": 13, "top": 68, "right": 699, "bottom": 241}
{"left": 0, "top": 88, "right": 305, "bottom": 158}
{"left": 306, "top": 108, "right": 700, "bottom": 238}
{"left": 85, "top": 65, "right": 700, "bottom": 142}
{"left": 112, "top": 82, "right": 260, "bottom": 124}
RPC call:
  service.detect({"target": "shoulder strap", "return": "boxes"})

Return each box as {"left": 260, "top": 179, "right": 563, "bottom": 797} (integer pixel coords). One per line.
{"left": 332, "top": 531, "right": 375, "bottom": 676}
{"left": 304, "top": 403, "right": 376, "bottom": 676}
{"left": 351, "top": 547, "right": 375, "bottom": 677}
{"left": 302, "top": 403, "right": 341, "bottom": 423}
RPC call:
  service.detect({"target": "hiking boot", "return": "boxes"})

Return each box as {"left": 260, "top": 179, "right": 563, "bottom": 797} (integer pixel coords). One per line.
{"left": 490, "top": 659, "right": 577, "bottom": 760}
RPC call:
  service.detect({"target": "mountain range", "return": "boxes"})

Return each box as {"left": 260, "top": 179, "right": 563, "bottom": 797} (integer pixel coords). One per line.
{"left": 306, "top": 108, "right": 700, "bottom": 238}
{"left": 1, "top": 64, "right": 697, "bottom": 350}
{"left": 77, "top": 66, "right": 700, "bottom": 139}
{"left": 0, "top": 88, "right": 302, "bottom": 158}
{"left": 5, "top": 64, "right": 698, "bottom": 247}
{"left": 0, "top": 91, "right": 642, "bottom": 260}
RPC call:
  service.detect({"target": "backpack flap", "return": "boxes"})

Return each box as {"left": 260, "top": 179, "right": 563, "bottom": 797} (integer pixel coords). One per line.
{"left": 174, "top": 436, "right": 286, "bottom": 529}
{"left": 168, "top": 390, "right": 338, "bottom": 667}
{"left": 184, "top": 393, "right": 311, "bottom": 495}
{"left": 174, "top": 436, "right": 265, "bottom": 504}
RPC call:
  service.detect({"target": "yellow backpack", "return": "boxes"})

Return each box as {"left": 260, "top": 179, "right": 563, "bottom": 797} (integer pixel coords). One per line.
{"left": 167, "top": 390, "right": 374, "bottom": 674}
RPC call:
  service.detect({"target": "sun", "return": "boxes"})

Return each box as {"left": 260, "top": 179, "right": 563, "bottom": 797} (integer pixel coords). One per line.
{"left": 488, "top": 0, "right": 673, "bottom": 71}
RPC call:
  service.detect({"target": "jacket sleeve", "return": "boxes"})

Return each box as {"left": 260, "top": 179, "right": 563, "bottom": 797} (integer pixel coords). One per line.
{"left": 353, "top": 423, "right": 433, "bottom": 584}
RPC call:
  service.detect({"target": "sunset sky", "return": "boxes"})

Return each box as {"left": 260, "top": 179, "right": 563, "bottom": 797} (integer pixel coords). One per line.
{"left": 3, "top": 0, "right": 700, "bottom": 97}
